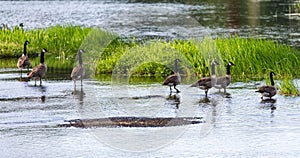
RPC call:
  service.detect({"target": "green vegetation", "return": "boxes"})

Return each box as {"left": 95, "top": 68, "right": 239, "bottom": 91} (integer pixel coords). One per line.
{"left": 1, "top": 25, "right": 300, "bottom": 95}
{"left": 215, "top": 37, "right": 300, "bottom": 80}
{"left": 0, "top": 25, "right": 91, "bottom": 70}
{"left": 2, "top": 25, "right": 300, "bottom": 80}
{"left": 279, "top": 79, "right": 300, "bottom": 96}
{"left": 96, "top": 37, "right": 300, "bottom": 80}
{"left": 0, "top": 25, "right": 91, "bottom": 59}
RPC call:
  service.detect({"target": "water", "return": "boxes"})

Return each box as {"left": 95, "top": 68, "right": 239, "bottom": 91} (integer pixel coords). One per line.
{"left": 1, "top": 0, "right": 300, "bottom": 47}
{"left": 0, "top": 67, "right": 300, "bottom": 157}
{"left": 1, "top": 0, "right": 300, "bottom": 157}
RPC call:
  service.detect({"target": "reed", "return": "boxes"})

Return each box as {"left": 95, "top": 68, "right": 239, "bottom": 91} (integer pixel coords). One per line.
{"left": 95, "top": 37, "right": 300, "bottom": 81}
{"left": 216, "top": 37, "right": 300, "bottom": 81}
{"left": 1, "top": 25, "right": 300, "bottom": 81}
{"left": 0, "top": 25, "right": 91, "bottom": 59}
{"left": 279, "top": 79, "right": 300, "bottom": 96}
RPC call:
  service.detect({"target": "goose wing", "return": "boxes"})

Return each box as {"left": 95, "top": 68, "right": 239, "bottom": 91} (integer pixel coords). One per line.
{"left": 28, "top": 64, "right": 47, "bottom": 78}
{"left": 71, "top": 65, "right": 85, "bottom": 79}
{"left": 17, "top": 55, "right": 29, "bottom": 68}
{"left": 163, "top": 73, "right": 179, "bottom": 85}
{"left": 215, "top": 76, "right": 230, "bottom": 88}
{"left": 17, "top": 55, "right": 26, "bottom": 68}
{"left": 191, "top": 77, "right": 212, "bottom": 87}
{"left": 256, "top": 86, "right": 276, "bottom": 94}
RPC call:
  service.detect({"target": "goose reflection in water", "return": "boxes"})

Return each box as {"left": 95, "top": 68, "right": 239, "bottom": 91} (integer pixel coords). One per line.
{"left": 37, "top": 86, "right": 47, "bottom": 103}
{"left": 41, "top": 95, "right": 46, "bottom": 103}
{"left": 260, "top": 98, "right": 277, "bottom": 104}
{"left": 27, "top": 85, "right": 47, "bottom": 103}
{"left": 166, "top": 93, "right": 181, "bottom": 109}
{"left": 199, "top": 103, "right": 218, "bottom": 138}
{"left": 260, "top": 98, "right": 277, "bottom": 116}
{"left": 73, "top": 87, "right": 85, "bottom": 105}
{"left": 199, "top": 97, "right": 211, "bottom": 104}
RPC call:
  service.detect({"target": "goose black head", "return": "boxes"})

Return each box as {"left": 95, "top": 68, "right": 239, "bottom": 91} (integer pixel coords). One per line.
{"left": 212, "top": 61, "right": 220, "bottom": 65}
{"left": 228, "top": 61, "right": 235, "bottom": 66}
{"left": 78, "top": 49, "right": 85, "bottom": 54}
{"left": 24, "top": 40, "right": 30, "bottom": 45}
{"left": 42, "top": 48, "right": 48, "bottom": 53}
{"left": 175, "top": 59, "right": 181, "bottom": 62}
{"left": 270, "top": 71, "right": 275, "bottom": 76}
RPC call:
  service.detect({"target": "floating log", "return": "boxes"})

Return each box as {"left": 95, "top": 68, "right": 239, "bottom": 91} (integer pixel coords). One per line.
{"left": 58, "top": 117, "right": 204, "bottom": 128}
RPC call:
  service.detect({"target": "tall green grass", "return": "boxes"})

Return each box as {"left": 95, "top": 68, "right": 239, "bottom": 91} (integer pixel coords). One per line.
{"left": 216, "top": 37, "right": 300, "bottom": 80}
{"left": 279, "top": 79, "right": 300, "bottom": 96}
{"left": 1, "top": 25, "right": 300, "bottom": 82}
{"left": 0, "top": 25, "right": 91, "bottom": 59}
{"left": 2, "top": 25, "right": 299, "bottom": 96}
{"left": 95, "top": 37, "right": 300, "bottom": 81}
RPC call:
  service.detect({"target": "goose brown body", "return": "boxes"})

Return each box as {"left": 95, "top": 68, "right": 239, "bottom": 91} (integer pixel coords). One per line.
{"left": 214, "top": 62, "right": 235, "bottom": 93}
{"left": 27, "top": 49, "right": 47, "bottom": 86}
{"left": 17, "top": 41, "right": 30, "bottom": 76}
{"left": 255, "top": 72, "right": 277, "bottom": 99}
{"left": 71, "top": 49, "right": 85, "bottom": 87}
{"left": 163, "top": 59, "right": 181, "bottom": 93}
{"left": 71, "top": 65, "right": 85, "bottom": 80}
{"left": 17, "top": 54, "right": 30, "bottom": 69}
{"left": 191, "top": 61, "right": 219, "bottom": 97}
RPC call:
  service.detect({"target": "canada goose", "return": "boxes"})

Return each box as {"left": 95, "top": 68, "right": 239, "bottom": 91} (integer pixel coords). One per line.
{"left": 256, "top": 71, "right": 277, "bottom": 99}
{"left": 163, "top": 59, "right": 181, "bottom": 93}
{"left": 17, "top": 40, "right": 30, "bottom": 77}
{"left": 191, "top": 61, "right": 219, "bottom": 97}
{"left": 214, "top": 61, "right": 235, "bottom": 93}
{"left": 27, "top": 49, "right": 47, "bottom": 86}
{"left": 71, "top": 49, "right": 85, "bottom": 87}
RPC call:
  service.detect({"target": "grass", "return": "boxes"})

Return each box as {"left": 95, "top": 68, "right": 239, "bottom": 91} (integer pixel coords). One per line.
{"left": 2, "top": 25, "right": 299, "bottom": 80}
{"left": 215, "top": 37, "right": 300, "bottom": 80}
{"left": 0, "top": 56, "right": 73, "bottom": 70}
{"left": 279, "top": 79, "right": 300, "bottom": 96}
{"left": 0, "top": 25, "right": 91, "bottom": 59}
{"left": 1, "top": 25, "right": 300, "bottom": 95}
{"left": 95, "top": 37, "right": 300, "bottom": 80}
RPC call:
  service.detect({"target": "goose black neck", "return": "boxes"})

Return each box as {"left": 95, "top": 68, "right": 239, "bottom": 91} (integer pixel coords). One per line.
{"left": 270, "top": 73, "right": 275, "bottom": 86}
{"left": 211, "top": 63, "right": 216, "bottom": 75}
{"left": 40, "top": 51, "right": 45, "bottom": 64}
{"left": 23, "top": 43, "right": 27, "bottom": 55}
{"left": 78, "top": 52, "right": 83, "bottom": 65}
{"left": 226, "top": 64, "right": 231, "bottom": 75}
{"left": 174, "top": 60, "right": 178, "bottom": 73}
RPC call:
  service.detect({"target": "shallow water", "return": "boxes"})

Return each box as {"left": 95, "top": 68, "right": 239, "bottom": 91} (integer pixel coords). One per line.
{"left": 1, "top": 0, "right": 300, "bottom": 47}
{"left": 0, "top": 67, "right": 300, "bottom": 157}
{"left": 1, "top": 0, "right": 300, "bottom": 157}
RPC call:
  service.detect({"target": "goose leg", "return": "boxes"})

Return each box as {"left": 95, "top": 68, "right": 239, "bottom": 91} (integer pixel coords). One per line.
{"left": 174, "top": 85, "right": 180, "bottom": 93}
{"left": 40, "top": 77, "right": 42, "bottom": 86}
{"left": 34, "top": 79, "right": 37, "bottom": 86}
{"left": 74, "top": 80, "right": 76, "bottom": 89}
{"left": 81, "top": 75, "right": 83, "bottom": 86}
{"left": 205, "top": 90, "right": 208, "bottom": 98}
{"left": 169, "top": 86, "right": 172, "bottom": 93}
{"left": 224, "top": 88, "right": 226, "bottom": 93}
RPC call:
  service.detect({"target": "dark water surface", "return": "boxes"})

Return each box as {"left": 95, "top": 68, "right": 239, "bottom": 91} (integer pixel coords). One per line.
{"left": 1, "top": 0, "right": 300, "bottom": 47}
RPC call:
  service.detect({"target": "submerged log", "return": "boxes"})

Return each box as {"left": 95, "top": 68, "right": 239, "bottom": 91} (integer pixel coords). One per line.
{"left": 58, "top": 117, "right": 204, "bottom": 128}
